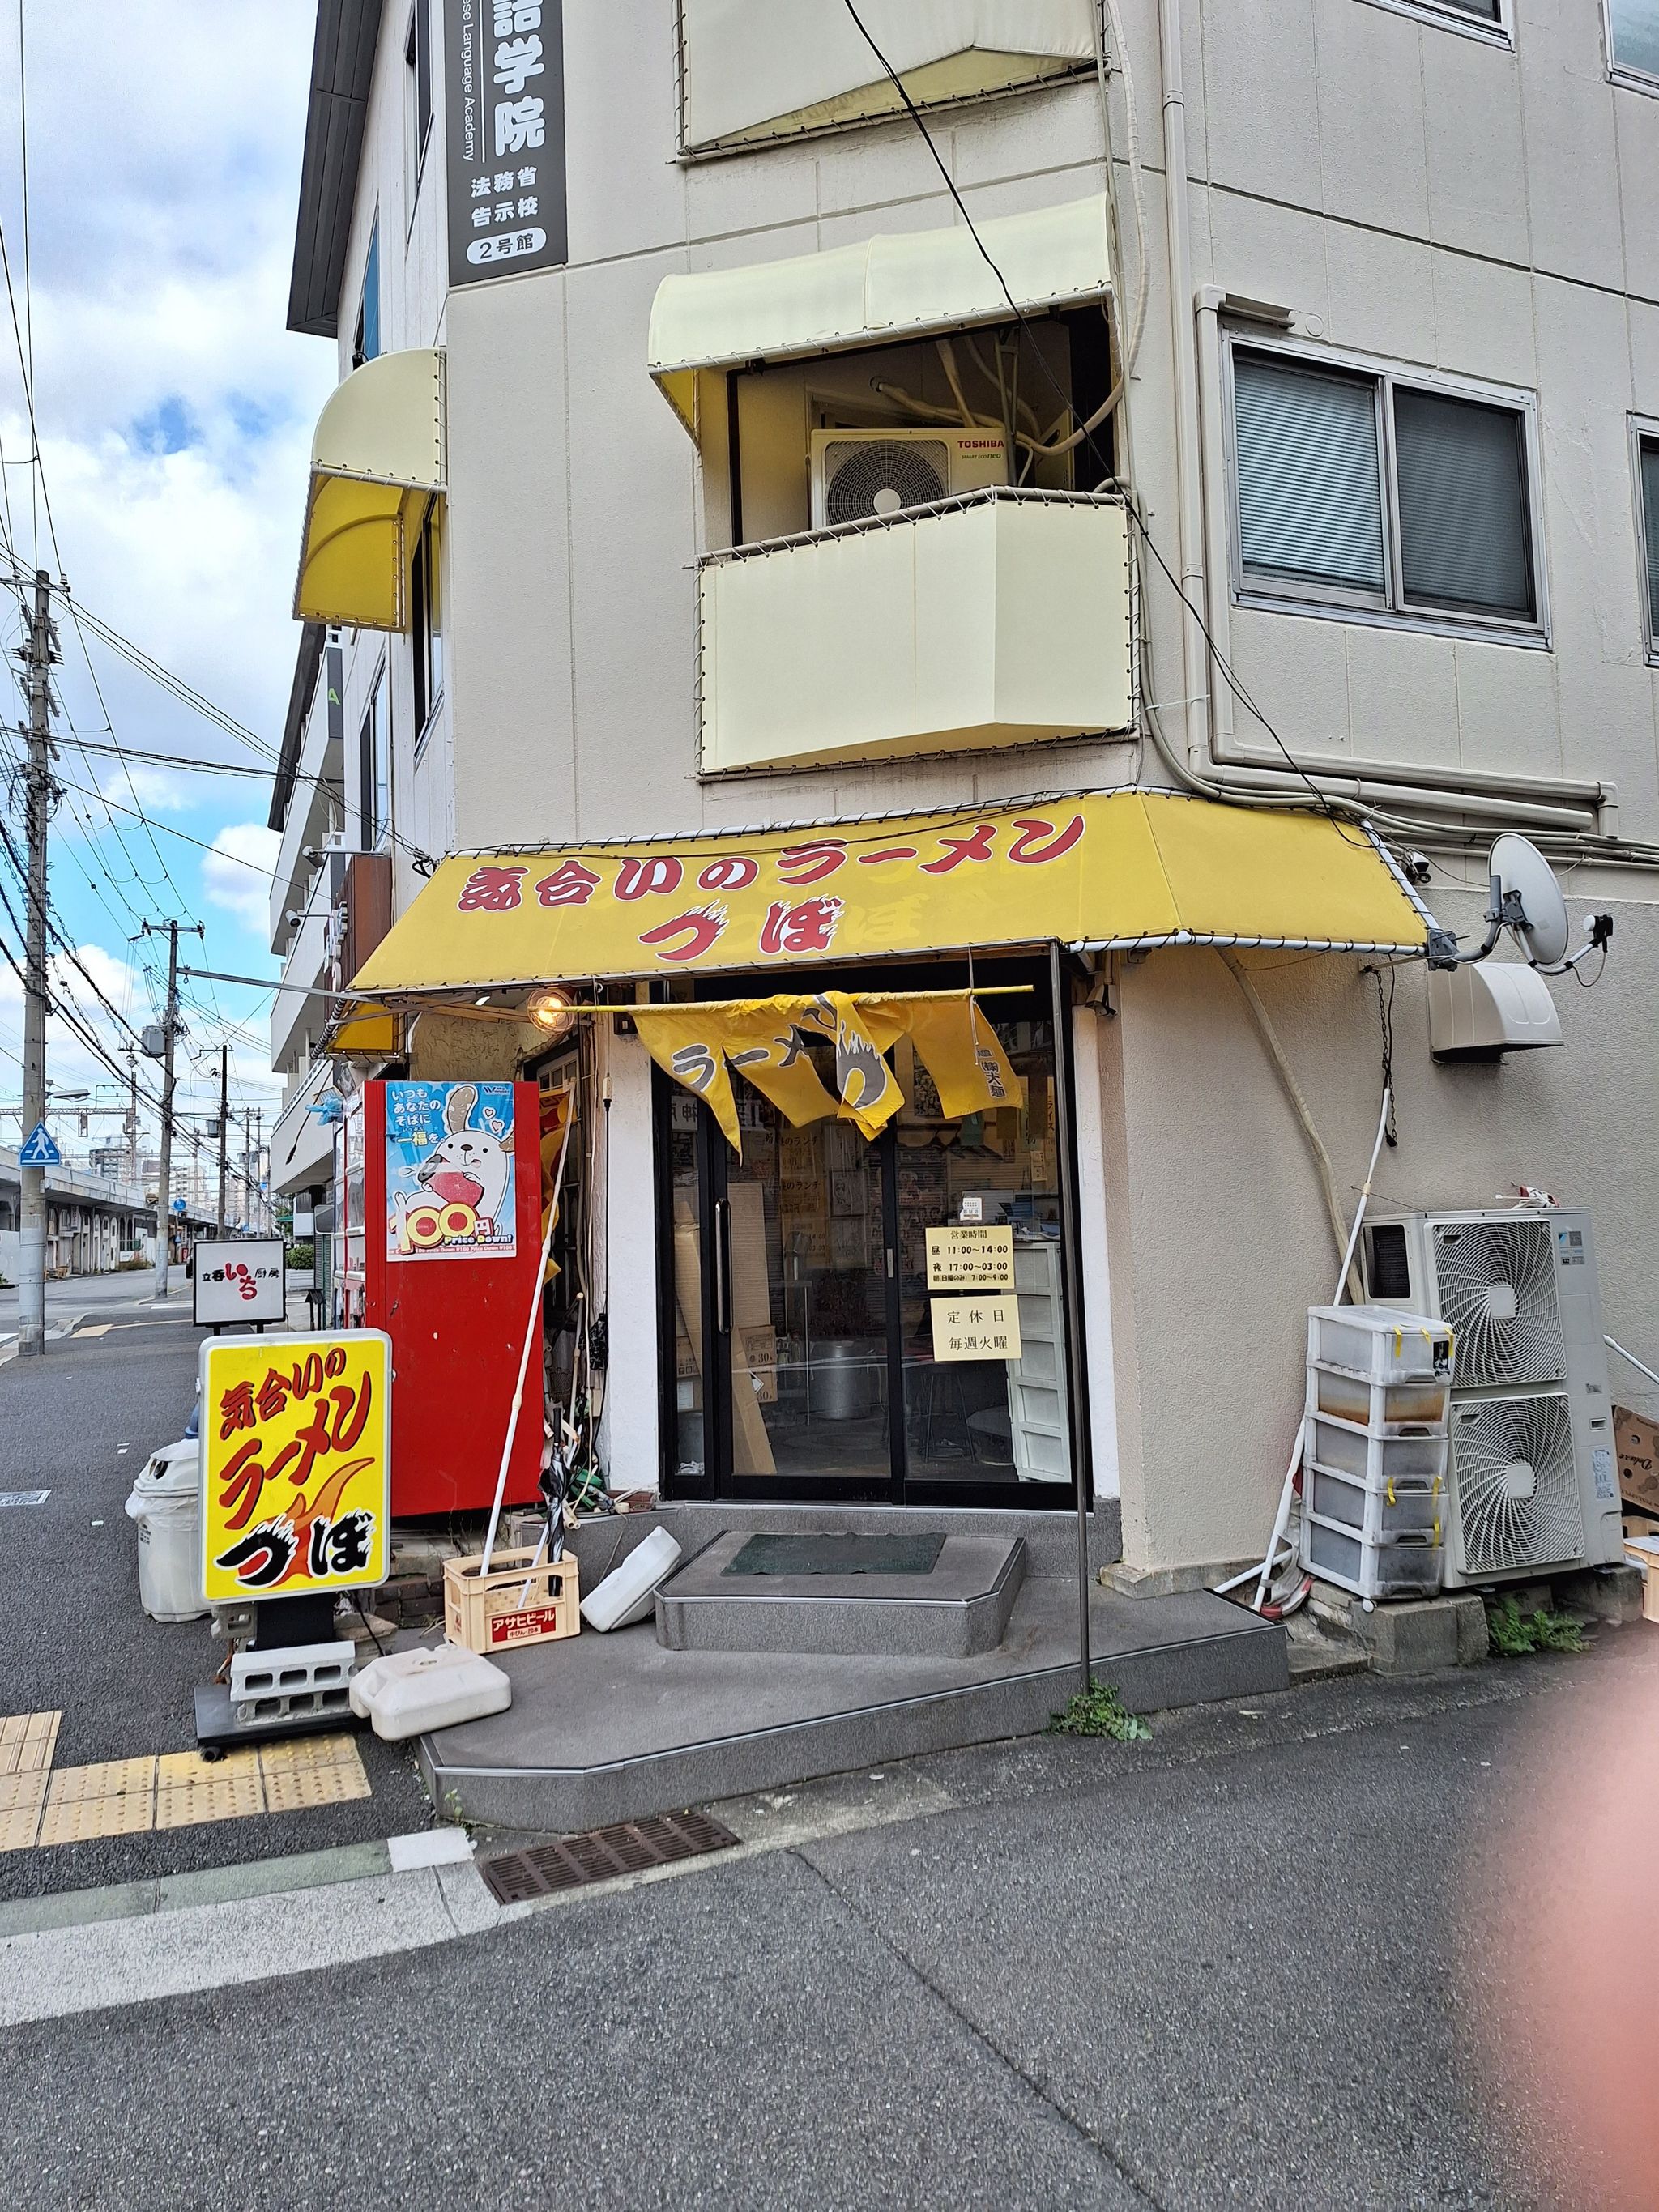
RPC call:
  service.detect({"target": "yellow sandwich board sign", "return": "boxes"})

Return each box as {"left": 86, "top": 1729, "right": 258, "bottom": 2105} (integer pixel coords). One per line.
{"left": 198, "top": 1332, "right": 391, "bottom": 1603}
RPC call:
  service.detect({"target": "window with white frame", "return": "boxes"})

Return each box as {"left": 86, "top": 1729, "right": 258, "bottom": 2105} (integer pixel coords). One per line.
{"left": 1230, "top": 345, "right": 1541, "bottom": 633}
{"left": 1606, "top": 1, "right": 1659, "bottom": 83}
{"left": 405, "top": 0, "right": 434, "bottom": 212}
{"left": 411, "top": 507, "right": 444, "bottom": 742}
{"left": 1377, "top": 0, "right": 1505, "bottom": 31}
{"left": 359, "top": 663, "right": 391, "bottom": 850}
{"left": 1634, "top": 430, "right": 1659, "bottom": 653}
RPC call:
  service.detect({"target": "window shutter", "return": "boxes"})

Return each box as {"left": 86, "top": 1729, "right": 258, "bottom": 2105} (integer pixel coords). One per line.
{"left": 1394, "top": 389, "right": 1534, "bottom": 621}
{"left": 1642, "top": 442, "right": 1659, "bottom": 643}
{"left": 1233, "top": 355, "right": 1385, "bottom": 595}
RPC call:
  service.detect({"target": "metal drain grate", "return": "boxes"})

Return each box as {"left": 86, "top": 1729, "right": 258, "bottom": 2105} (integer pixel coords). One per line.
{"left": 0, "top": 1491, "right": 50, "bottom": 1507}
{"left": 480, "top": 1809, "right": 740, "bottom": 1903}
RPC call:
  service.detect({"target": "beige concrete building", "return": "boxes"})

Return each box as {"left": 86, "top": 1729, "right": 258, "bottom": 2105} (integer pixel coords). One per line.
{"left": 270, "top": 0, "right": 1658, "bottom": 1579}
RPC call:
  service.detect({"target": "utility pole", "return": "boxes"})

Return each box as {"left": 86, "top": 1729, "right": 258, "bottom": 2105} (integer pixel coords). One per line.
{"left": 140, "top": 917, "right": 200, "bottom": 1302}
{"left": 215, "top": 1045, "right": 229, "bottom": 1234}
{"left": 124, "top": 1047, "right": 139, "bottom": 1183}
{"left": 18, "top": 567, "right": 57, "bottom": 1358}
{"left": 243, "top": 1106, "right": 254, "bottom": 1230}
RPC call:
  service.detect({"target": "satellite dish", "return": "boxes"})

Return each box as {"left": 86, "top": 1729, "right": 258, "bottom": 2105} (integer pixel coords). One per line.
{"left": 1489, "top": 834, "right": 1570, "bottom": 970}
{"left": 1426, "top": 833, "right": 1612, "bottom": 978}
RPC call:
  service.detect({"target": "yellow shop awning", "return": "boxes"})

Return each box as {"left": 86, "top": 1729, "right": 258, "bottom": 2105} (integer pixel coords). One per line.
{"left": 647, "top": 193, "right": 1111, "bottom": 438}
{"left": 294, "top": 348, "right": 446, "bottom": 629}
{"left": 349, "top": 790, "right": 1429, "bottom": 999}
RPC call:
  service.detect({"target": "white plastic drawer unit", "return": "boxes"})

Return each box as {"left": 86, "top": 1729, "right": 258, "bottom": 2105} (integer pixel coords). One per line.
{"left": 1307, "top": 1365, "right": 1450, "bottom": 1434}
{"left": 1008, "top": 1238, "right": 1069, "bottom": 1485}
{"left": 1301, "top": 1519, "right": 1444, "bottom": 1602}
{"left": 1307, "top": 1413, "right": 1450, "bottom": 1490}
{"left": 1307, "top": 1304, "right": 1453, "bottom": 1386}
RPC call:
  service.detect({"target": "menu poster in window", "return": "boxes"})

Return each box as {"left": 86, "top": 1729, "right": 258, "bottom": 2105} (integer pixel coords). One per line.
{"left": 385, "top": 1080, "right": 518, "bottom": 1260}
{"left": 926, "top": 1223, "right": 1015, "bottom": 1290}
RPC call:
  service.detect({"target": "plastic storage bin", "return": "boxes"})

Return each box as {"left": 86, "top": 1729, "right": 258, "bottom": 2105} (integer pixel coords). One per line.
{"left": 1307, "top": 1305, "right": 1452, "bottom": 1385}
{"left": 123, "top": 1443, "right": 208, "bottom": 1622}
{"left": 1305, "top": 1465, "right": 1445, "bottom": 1542}
{"left": 1308, "top": 1364, "right": 1450, "bottom": 1433}
{"left": 1302, "top": 1516, "right": 1444, "bottom": 1600}
{"left": 1307, "top": 1412, "right": 1448, "bottom": 1488}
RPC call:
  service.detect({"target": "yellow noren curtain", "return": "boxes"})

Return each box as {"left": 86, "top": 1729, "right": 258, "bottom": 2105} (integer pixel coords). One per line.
{"left": 634, "top": 991, "right": 1019, "bottom": 1151}
{"left": 294, "top": 349, "right": 446, "bottom": 630}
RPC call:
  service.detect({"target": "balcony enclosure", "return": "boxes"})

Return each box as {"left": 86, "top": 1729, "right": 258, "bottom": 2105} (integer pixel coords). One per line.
{"left": 698, "top": 488, "right": 1133, "bottom": 774}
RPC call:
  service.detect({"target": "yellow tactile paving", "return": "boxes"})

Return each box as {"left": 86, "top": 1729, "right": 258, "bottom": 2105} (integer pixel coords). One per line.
{"left": 0, "top": 1717, "right": 372, "bottom": 1850}
{"left": 0, "top": 1769, "right": 49, "bottom": 1815}
{"left": 156, "top": 1773, "right": 266, "bottom": 1829}
{"left": 44, "top": 1758, "right": 157, "bottom": 1805}
{"left": 262, "top": 1758, "right": 372, "bottom": 1813}
{"left": 0, "top": 1803, "right": 45, "bottom": 1852}
{"left": 36, "top": 1791, "right": 156, "bottom": 1846}
{"left": 0, "top": 1711, "right": 62, "bottom": 1775}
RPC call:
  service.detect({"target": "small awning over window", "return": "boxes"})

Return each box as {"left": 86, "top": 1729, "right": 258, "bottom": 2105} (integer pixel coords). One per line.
{"left": 294, "top": 348, "right": 446, "bottom": 630}
{"left": 680, "top": 0, "right": 1097, "bottom": 154}
{"left": 647, "top": 193, "right": 1112, "bottom": 438}
{"left": 348, "top": 790, "right": 1429, "bottom": 999}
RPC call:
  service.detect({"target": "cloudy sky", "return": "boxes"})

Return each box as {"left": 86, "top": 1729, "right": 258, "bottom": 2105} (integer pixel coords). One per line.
{"left": 0, "top": 0, "right": 333, "bottom": 1194}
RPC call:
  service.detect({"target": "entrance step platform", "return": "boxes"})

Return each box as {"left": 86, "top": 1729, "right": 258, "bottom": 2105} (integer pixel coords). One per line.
{"left": 417, "top": 1582, "right": 1287, "bottom": 1835}
{"left": 655, "top": 1532, "right": 1026, "bottom": 1657}
{"left": 649, "top": 1498, "right": 1122, "bottom": 1580}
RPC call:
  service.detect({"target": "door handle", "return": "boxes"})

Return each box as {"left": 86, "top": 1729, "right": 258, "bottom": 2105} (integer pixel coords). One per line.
{"left": 713, "top": 1198, "right": 732, "bottom": 1336}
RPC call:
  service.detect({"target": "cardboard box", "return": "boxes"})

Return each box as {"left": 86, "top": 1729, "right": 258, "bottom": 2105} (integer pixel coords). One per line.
{"left": 1614, "top": 1404, "right": 1659, "bottom": 1515}
{"left": 740, "top": 1325, "right": 778, "bottom": 1404}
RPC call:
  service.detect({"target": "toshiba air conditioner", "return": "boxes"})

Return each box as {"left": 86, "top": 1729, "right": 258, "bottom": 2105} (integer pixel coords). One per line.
{"left": 809, "top": 427, "right": 1009, "bottom": 530}
{"left": 1360, "top": 1209, "right": 1622, "bottom": 1586}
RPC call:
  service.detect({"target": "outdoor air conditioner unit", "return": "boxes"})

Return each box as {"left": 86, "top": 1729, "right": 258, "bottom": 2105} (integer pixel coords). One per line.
{"left": 809, "top": 426, "right": 1010, "bottom": 530}
{"left": 1359, "top": 1209, "right": 1623, "bottom": 1587}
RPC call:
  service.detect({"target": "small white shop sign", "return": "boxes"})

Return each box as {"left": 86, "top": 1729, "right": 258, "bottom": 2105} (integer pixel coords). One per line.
{"left": 192, "top": 1238, "right": 287, "bottom": 1326}
{"left": 930, "top": 1294, "right": 1021, "bottom": 1363}
{"left": 925, "top": 1223, "right": 1014, "bottom": 1290}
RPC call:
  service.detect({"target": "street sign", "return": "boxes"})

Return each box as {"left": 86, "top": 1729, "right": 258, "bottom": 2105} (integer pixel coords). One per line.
{"left": 17, "top": 1122, "right": 61, "bottom": 1167}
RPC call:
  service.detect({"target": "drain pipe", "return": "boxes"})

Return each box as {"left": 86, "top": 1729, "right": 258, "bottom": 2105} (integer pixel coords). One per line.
{"left": 1157, "top": 0, "right": 1210, "bottom": 778}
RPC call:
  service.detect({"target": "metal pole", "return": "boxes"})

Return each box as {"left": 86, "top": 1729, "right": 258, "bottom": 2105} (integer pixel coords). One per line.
{"left": 145, "top": 918, "right": 197, "bottom": 1302}
{"left": 18, "top": 568, "right": 54, "bottom": 1357}
{"left": 125, "top": 1048, "right": 139, "bottom": 1182}
{"left": 243, "top": 1106, "right": 254, "bottom": 1230}
{"left": 215, "top": 1046, "right": 228, "bottom": 1234}
{"left": 1047, "top": 940, "right": 1097, "bottom": 1696}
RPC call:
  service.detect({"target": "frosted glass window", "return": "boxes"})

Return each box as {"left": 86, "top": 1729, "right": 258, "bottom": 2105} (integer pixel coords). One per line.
{"left": 1234, "top": 355, "right": 1385, "bottom": 595}
{"left": 1609, "top": 2, "right": 1659, "bottom": 79}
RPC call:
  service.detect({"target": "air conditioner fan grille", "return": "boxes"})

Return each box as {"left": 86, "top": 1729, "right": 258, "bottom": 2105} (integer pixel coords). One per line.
{"left": 1452, "top": 1392, "right": 1582, "bottom": 1576}
{"left": 822, "top": 439, "right": 949, "bottom": 526}
{"left": 1431, "top": 1221, "right": 1564, "bottom": 1387}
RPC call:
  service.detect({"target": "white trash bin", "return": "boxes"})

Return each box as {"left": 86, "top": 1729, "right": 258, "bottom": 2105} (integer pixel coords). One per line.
{"left": 124, "top": 1442, "right": 208, "bottom": 1622}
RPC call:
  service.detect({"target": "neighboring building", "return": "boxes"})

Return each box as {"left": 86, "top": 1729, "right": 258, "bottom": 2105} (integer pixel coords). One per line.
{"left": 275, "top": 0, "right": 1657, "bottom": 1576}
{"left": 0, "top": 1153, "right": 159, "bottom": 1281}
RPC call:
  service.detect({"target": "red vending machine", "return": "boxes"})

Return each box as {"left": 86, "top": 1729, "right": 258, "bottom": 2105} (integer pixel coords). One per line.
{"left": 338, "top": 1078, "right": 544, "bottom": 1519}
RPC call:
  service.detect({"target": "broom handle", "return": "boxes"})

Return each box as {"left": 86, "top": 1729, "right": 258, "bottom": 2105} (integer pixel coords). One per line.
{"left": 481, "top": 1104, "right": 574, "bottom": 1576}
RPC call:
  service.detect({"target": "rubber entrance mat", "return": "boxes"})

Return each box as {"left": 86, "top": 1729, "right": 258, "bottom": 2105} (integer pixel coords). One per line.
{"left": 724, "top": 1532, "right": 946, "bottom": 1577}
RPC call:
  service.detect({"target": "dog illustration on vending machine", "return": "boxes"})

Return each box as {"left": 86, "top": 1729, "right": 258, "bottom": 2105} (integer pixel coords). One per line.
{"left": 414, "top": 1083, "right": 514, "bottom": 1234}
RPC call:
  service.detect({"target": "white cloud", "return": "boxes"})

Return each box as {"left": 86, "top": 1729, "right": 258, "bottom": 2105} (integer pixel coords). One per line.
{"left": 96, "top": 759, "right": 189, "bottom": 815}
{"left": 202, "top": 822, "right": 279, "bottom": 932}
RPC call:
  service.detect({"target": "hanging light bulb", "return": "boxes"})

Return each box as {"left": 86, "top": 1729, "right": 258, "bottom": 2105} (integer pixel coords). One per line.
{"left": 527, "top": 985, "right": 578, "bottom": 1040}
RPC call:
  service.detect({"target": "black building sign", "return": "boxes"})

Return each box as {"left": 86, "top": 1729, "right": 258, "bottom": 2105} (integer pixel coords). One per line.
{"left": 444, "top": 0, "right": 568, "bottom": 290}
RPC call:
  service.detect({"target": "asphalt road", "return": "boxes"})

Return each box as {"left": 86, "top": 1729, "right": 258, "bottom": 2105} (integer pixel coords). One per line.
{"left": 2, "top": 1640, "right": 1651, "bottom": 2211}
{"left": 0, "top": 1295, "right": 428, "bottom": 1901}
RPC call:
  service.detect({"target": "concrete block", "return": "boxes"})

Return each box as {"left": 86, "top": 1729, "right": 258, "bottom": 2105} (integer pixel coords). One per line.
{"left": 1347, "top": 1592, "right": 1488, "bottom": 1676}
{"left": 1100, "top": 1556, "right": 1259, "bottom": 1600}
{"left": 1553, "top": 1564, "right": 1646, "bottom": 1626}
